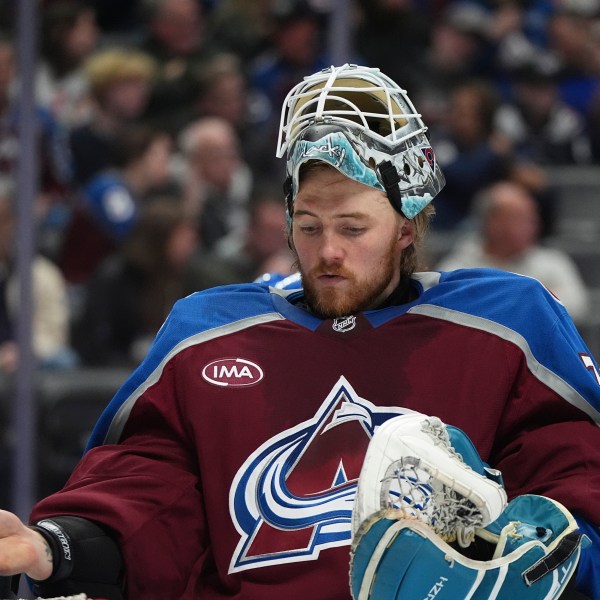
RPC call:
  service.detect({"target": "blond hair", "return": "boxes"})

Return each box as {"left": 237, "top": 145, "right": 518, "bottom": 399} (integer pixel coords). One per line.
{"left": 85, "top": 48, "right": 156, "bottom": 100}
{"left": 402, "top": 203, "right": 435, "bottom": 276}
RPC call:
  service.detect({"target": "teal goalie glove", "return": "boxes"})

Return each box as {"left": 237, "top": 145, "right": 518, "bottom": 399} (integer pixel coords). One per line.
{"left": 350, "top": 413, "right": 590, "bottom": 600}
{"left": 350, "top": 496, "right": 588, "bottom": 600}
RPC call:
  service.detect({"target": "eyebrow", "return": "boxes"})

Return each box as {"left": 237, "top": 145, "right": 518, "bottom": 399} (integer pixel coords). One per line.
{"left": 293, "top": 209, "right": 371, "bottom": 220}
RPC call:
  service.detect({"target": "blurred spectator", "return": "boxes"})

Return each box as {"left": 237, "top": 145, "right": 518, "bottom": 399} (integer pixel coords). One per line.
{"left": 415, "top": 1, "right": 547, "bottom": 113}
{"left": 177, "top": 116, "right": 253, "bottom": 253}
{"left": 513, "top": 0, "right": 556, "bottom": 50}
{"left": 192, "top": 52, "right": 257, "bottom": 160}
{"left": 206, "top": 0, "right": 272, "bottom": 63}
{"left": 247, "top": 0, "right": 328, "bottom": 178}
{"left": 430, "top": 79, "right": 512, "bottom": 230}
{"left": 249, "top": 0, "right": 327, "bottom": 110}
{"left": 88, "top": 0, "right": 146, "bottom": 41}
{"left": 182, "top": 247, "right": 242, "bottom": 298}
{"left": 75, "top": 198, "right": 199, "bottom": 367}
{"left": 495, "top": 54, "right": 592, "bottom": 164}
{"left": 584, "top": 18, "right": 600, "bottom": 160}
{"left": 59, "top": 125, "right": 173, "bottom": 288}
{"left": 547, "top": 0, "right": 600, "bottom": 116}
{"left": 139, "top": 0, "right": 218, "bottom": 135}
{"left": 411, "top": 2, "right": 496, "bottom": 128}
{"left": 437, "top": 180, "right": 590, "bottom": 323}
{"left": 493, "top": 0, "right": 555, "bottom": 79}
{"left": 69, "top": 46, "right": 156, "bottom": 185}
{"left": 37, "top": 1, "right": 100, "bottom": 127}
{"left": 0, "top": 32, "right": 73, "bottom": 217}
{"left": 194, "top": 53, "right": 247, "bottom": 129}
{"left": 507, "top": 159, "right": 558, "bottom": 238}
{"left": 354, "top": 0, "right": 431, "bottom": 94}
{"left": 214, "top": 181, "right": 295, "bottom": 281}
{"left": 0, "top": 179, "right": 78, "bottom": 373}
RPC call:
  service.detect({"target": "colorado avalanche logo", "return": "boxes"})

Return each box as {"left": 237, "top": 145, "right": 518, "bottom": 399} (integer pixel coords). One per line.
{"left": 422, "top": 146, "right": 435, "bottom": 169}
{"left": 228, "top": 376, "right": 409, "bottom": 573}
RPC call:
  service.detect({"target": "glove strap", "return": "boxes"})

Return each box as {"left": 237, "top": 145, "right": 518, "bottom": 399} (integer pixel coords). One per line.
{"left": 523, "top": 532, "right": 584, "bottom": 585}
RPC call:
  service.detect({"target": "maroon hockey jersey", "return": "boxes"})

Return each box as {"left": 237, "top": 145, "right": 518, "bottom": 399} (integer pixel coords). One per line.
{"left": 32, "top": 270, "right": 600, "bottom": 598}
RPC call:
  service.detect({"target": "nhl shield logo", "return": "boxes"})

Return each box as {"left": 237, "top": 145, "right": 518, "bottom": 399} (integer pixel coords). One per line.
{"left": 332, "top": 316, "right": 356, "bottom": 333}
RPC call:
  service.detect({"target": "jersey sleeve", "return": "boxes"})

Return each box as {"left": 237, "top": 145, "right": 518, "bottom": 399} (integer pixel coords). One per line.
{"left": 30, "top": 349, "right": 208, "bottom": 598}
{"left": 470, "top": 273, "right": 600, "bottom": 600}
{"left": 433, "top": 270, "right": 600, "bottom": 557}
{"left": 575, "top": 517, "right": 600, "bottom": 599}
{"left": 30, "top": 284, "right": 281, "bottom": 598}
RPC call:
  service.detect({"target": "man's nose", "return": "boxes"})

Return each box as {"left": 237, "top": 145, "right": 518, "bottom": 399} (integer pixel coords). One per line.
{"left": 318, "top": 231, "right": 344, "bottom": 263}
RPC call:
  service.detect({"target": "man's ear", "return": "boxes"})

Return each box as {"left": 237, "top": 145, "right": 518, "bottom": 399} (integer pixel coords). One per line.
{"left": 397, "top": 219, "right": 415, "bottom": 249}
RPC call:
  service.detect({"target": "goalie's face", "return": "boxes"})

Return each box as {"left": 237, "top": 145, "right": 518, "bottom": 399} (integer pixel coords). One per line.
{"left": 291, "top": 165, "right": 414, "bottom": 319}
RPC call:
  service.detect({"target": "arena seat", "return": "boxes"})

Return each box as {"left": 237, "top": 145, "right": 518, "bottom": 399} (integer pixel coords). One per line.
{"left": 36, "top": 367, "right": 130, "bottom": 497}
{"left": 546, "top": 165, "right": 600, "bottom": 242}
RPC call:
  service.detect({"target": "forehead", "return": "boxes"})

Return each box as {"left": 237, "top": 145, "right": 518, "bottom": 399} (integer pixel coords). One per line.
{"left": 294, "top": 165, "right": 391, "bottom": 216}
{"left": 489, "top": 185, "right": 537, "bottom": 216}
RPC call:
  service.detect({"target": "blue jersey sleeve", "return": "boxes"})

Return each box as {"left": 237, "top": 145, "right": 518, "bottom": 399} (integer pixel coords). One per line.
{"left": 433, "top": 269, "right": 600, "bottom": 420}
{"left": 575, "top": 516, "right": 600, "bottom": 599}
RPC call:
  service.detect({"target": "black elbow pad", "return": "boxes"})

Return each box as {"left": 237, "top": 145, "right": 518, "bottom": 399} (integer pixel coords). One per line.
{"left": 30, "top": 516, "right": 124, "bottom": 600}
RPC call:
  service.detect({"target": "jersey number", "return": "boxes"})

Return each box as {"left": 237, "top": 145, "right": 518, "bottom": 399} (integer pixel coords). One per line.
{"left": 580, "top": 353, "right": 600, "bottom": 385}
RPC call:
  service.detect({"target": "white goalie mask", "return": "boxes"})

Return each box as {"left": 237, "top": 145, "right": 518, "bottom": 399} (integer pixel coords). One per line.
{"left": 276, "top": 64, "right": 445, "bottom": 219}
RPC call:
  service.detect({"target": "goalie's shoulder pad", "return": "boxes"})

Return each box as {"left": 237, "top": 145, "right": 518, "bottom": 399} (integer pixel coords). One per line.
{"left": 350, "top": 495, "right": 590, "bottom": 600}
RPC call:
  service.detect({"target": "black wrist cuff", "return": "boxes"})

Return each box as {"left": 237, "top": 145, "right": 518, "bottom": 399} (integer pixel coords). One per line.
{"left": 30, "top": 520, "right": 73, "bottom": 582}
{"left": 29, "top": 516, "right": 123, "bottom": 590}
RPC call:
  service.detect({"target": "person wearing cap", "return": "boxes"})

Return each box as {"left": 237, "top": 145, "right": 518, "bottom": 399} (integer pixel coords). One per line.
{"left": 0, "top": 65, "right": 599, "bottom": 600}
{"left": 495, "top": 54, "right": 591, "bottom": 166}
{"left": 245, "top": 0, "right": 329, "bottom": 180}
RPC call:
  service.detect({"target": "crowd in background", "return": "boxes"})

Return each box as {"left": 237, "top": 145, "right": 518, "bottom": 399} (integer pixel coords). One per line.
{"left": 1, "top": 0, "right": 600, "bottom": 371}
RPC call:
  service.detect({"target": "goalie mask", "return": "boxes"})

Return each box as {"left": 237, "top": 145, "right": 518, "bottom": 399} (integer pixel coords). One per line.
{"left": 276, "top": 64, "right": 446, "bottom": 220}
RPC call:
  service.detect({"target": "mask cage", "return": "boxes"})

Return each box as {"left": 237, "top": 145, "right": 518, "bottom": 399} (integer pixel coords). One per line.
{"left": 276, "top": 64, "right": 427, "bottom": 158}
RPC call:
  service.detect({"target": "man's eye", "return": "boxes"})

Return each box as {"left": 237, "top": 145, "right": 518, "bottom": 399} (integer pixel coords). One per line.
{"left": 345, "top": 227, "right": 365, "bottom": 235}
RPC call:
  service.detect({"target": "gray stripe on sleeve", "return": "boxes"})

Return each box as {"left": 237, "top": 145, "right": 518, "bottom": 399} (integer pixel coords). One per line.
{"left": 103, "top": 312, "right": 285, "bottom": 445}
{"left": 408, "top": 304, "right": 600, "bottom": 424}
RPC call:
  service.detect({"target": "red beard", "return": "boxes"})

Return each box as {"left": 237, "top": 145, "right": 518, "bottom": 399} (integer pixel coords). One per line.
{"left": 299, "top": 241, "right": 399, "bottom": 319}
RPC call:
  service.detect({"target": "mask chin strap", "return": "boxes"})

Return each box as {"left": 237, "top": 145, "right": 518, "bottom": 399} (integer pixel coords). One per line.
{"left": 283, "top": 175, "right": 295, "bottom": 252}
{"left": 378, "top": 160, "right": 408, "bottom": 219}
{"left": 283, "top": 175, "right": 294, "bottom": 217}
